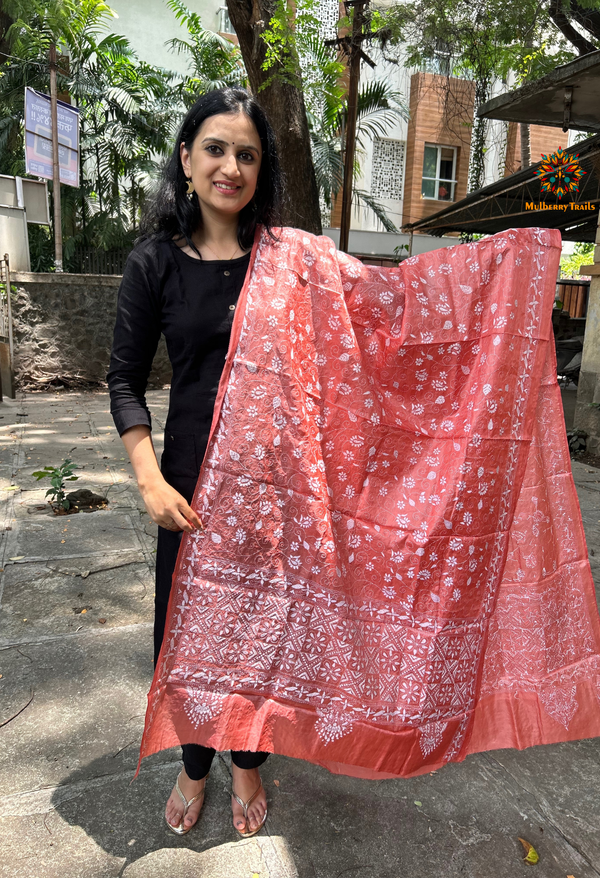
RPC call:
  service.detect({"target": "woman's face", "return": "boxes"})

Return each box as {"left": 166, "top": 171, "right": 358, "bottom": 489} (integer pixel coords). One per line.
{"left": 180, "top": 111, "right": 262, "bottom": 221}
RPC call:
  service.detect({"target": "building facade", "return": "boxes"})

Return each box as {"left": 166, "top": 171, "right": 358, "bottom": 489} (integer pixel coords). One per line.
{"left": 323, "top": 0, "right": 572, "bottom": 254}
{"left": 104, "top": 0, "right": 570, "bottom": 256}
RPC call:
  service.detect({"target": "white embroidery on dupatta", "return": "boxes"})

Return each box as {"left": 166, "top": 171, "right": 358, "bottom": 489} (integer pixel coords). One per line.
{"left": 538, "top": 684, "right": 578, "bottom": 730}
{"left": 419, "top": 721, "right": 449, "bottom": 757}
{"left": 184, "top": 688, "right": 226, "bottom": 728}
{"left": 143, "top": 228, "right": 596, "bottom": 770}
{"left": 315, "top": 707, "right": 355, "bottom": 745}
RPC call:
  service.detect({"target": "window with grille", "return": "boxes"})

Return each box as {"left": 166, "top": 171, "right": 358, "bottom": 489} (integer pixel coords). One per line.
{"left": 421, "top": 144, "right": 457, "bottom": 201}
{"left": 371, "top": 137, "right": 405, "bottom": 201}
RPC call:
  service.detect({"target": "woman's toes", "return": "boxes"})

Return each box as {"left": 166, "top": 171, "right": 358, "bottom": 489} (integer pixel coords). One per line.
{"left": 231, "top": 770, "right": 267, "bottom": 834}
{"left": 231, "top": 798, "right": 247, "bottom": 832}
{"left": 166, "top": 773, "right": 206, "bottom": 831}
{"left": 185, "top": 799, "right": 201, "bottom": 827}
{"left": 233, "top": 810, "right": 246, "bottom": 832}
{"left": 244, "top": 802, "right": 262, "bottom": 831}
{"left": 166, "top": 801, "right": 182, "bottom": 827}
{"left": 182, "top": 791, "right": 205, "bottom": 828}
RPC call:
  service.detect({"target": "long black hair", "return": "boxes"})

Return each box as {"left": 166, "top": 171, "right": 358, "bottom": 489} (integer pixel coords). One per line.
{"left": 140, "top": 88, "right": 282, "bottom": 253}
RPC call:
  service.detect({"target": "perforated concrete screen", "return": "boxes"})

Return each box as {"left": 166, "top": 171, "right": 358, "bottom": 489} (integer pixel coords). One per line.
{"left": 371, "top": 137, "right": 405, "bottom": 201}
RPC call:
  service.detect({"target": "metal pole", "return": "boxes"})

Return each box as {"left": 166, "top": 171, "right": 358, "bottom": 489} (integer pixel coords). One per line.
{"left": 339, "top": 1, "right": 367, "bottom": 254}
{"left": 49, "top": 43, "right": 63, "bottom": 272}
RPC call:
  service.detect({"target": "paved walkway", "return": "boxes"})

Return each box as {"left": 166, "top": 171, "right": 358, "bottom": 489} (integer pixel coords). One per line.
{"left": 1, "top": 390, "right": 600, "bottom": 878}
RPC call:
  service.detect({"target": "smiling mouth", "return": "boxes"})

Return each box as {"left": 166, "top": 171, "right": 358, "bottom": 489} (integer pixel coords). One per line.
{"left": 213, "top": 181, "right": 241, "bottom": 191}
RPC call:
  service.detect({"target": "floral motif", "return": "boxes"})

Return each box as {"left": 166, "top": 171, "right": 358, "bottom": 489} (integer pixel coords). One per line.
{"left": 539, "top": 684, "right": 578, "bottom": 729}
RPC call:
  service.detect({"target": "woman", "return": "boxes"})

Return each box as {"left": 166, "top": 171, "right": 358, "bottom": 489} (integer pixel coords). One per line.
{"left": 111, "top": 89, "right": 600, "bottom": 835}
{"left": 108, "top": 87, "right": 282, "bottom": 837}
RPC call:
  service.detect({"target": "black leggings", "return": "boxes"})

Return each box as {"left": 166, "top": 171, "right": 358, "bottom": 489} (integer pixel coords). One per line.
{"left": 155, "top": 513, "right": 269, "bottom": 782}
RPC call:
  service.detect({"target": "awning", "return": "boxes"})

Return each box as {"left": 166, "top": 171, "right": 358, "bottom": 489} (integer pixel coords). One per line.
{"left": 478, "top": 50, "right": 600, "bottom": 132}
{"left": 402, "top": 134, "right": 600, "bottom": 242}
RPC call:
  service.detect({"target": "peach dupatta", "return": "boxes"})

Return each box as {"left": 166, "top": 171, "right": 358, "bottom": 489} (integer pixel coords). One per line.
{"left": 139, "top": 226, "right": 600, "bottom": 779}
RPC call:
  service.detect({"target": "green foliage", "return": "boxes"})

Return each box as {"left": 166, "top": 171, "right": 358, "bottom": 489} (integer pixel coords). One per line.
{"left": 560, "top": 241, "right": 594, "bottom": 279}
{"left": 165, "top": 0, "right": 247, "bottom": 104}
{"left": 261, "top": 0, "right": 334, "bottom": 92}
{"left": 379, "top": 0, "right": 587, "bottom": 82}
{"left": 309, "top": 75, "right": 407, "bottom": 230}
{"left": 27, "top": 224, "right": 55, "bottom": 272}
{"left": 32, "top": 458, "right": 79, "bottom": 510}
{"left": 0, "top": 0, "right": 177, "bottom": 262}
{"left": 460, "top": 232, "right": 485, "bottom": 243}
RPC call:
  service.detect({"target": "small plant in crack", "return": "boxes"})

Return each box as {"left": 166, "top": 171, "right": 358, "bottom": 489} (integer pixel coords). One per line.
{"left": 32, "top": 458, "right": 80, "bottom": 511}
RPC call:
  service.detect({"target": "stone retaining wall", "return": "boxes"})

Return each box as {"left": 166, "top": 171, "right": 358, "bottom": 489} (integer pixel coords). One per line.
{"left": 11, "top": 272, "right": 171, "bottom": 389}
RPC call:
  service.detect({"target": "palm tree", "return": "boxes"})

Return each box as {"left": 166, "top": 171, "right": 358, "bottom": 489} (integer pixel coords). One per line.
{"left": 304, "top": 41, "right": 408, "bottom": 232}
{"left": 291, "top": 25, "right": 407, "bottom": 231}
{"left": 165, "top": 0, "right": 247, "bottom": 104}
{"left": 1, "top": 0, "right": 176, "bottom": 266}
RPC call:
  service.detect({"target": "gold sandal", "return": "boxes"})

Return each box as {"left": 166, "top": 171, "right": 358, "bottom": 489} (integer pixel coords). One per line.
{"left": 231, "top": 781, "right": 268, "bottom": 838}
{"left": 165, "top": 771, "right": 207, "bottom": 835}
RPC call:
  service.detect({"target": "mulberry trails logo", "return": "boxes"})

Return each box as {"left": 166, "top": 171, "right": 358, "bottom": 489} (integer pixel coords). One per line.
{"left": 527, "top": 146, "right": 595, "bottom": 212}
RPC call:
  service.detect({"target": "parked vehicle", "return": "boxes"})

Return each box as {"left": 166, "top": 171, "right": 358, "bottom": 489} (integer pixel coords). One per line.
{"left": 556, "top": 336, "right": 583, "bottom": 386}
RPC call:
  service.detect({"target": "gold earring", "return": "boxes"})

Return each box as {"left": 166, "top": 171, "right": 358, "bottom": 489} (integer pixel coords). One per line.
{"left": 186, "top": 178, "right": 195, "bottom": 196}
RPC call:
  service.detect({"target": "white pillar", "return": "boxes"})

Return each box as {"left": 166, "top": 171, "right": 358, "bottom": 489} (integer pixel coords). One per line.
{"left": 574, "top": 211, "right": 600, "bottom": 450}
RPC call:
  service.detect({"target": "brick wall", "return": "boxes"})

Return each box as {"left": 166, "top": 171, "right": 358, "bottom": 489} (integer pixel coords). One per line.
{"left": 11, "top": 272, "right": 171, "bottom": 389}
{"left": 402, "top": 72, "right": 475, "bottom": 228}
{"left": 504, "top": 122, "right": 567, "bottom": 175}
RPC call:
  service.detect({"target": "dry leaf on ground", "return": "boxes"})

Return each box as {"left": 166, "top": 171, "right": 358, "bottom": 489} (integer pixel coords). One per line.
{"left": 518, "top": 838, "right": 540, "bottom": 864}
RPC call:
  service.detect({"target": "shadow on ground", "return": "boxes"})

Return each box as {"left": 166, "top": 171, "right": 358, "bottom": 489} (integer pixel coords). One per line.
{"left": 46, "top": 738, "right": 600, "bottom": 878}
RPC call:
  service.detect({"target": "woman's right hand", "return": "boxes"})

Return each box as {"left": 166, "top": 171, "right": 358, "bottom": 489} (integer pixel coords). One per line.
{"left": 119, "top": 426, "right": 203, "bottom": 534}
{"left": 139, "top": 476, "right": 203, "bottom": 533}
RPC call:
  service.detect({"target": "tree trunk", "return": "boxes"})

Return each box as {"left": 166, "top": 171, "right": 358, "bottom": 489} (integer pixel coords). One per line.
{"left": 520, "top": 121, "right": 531, "bottom": 170}
{"left": 548, "top": 0, "right": 597, "bottom": 54}
{"left": 226, "top": 0, "right": 322, "bottom": 234}
{"left": 569, "top": 0, "right": 600, "bottom": 43}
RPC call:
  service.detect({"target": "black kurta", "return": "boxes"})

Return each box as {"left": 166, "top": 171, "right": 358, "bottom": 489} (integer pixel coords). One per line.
{"left": 107, "top": 237, "right": 251, "bottom": 659}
